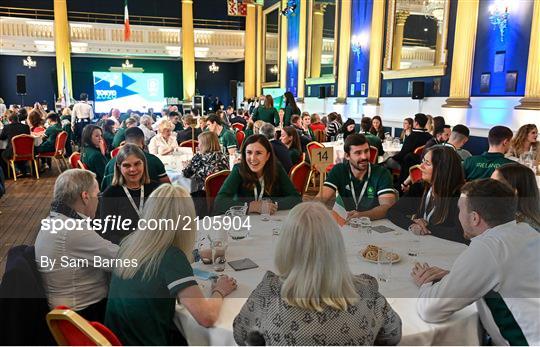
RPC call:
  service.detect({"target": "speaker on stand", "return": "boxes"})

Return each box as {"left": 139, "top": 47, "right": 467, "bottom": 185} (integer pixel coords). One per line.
{"left": 411, "top": 81, "right": 425, "bottom": 113}
{"left": 16, "top": 74, "right": 27, "bottom": 106}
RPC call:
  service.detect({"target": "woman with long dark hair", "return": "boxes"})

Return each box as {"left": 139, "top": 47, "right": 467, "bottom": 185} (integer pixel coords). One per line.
{"left": 492, "top": 163, "right": 540, "bottom": 232}
{"left": 213, "top": 134, "right": 301, "bottom": 215}
{"left": 387, "top": 146, "right": 467, "bottom": 243}
{"left": 341, "top": 118, "right": 357, "bottom": 140}
{"left": 252, "top": 95, "right": 279, "bottom": 126}
{"left": 283, "top": 91, "right": 300, "bottom": 127}
{"left": 370, "top": 115, "right": 385, "bottom": 140}
{"left": 102, "top": 119, "right": 116, "bottom": 150}
{"left": 280, "top": 126, "right": 302, "bottom": 165}
{"left": 81, "top": 124, "right": 108, "bottom": 184}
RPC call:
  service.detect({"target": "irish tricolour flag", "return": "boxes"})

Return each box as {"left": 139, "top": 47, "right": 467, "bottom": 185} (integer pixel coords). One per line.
{"left": 332, "top": 195, "right": 347, "bottom": 227}
{"left": 124, "top": 0, "right": 131, "bottom": 41}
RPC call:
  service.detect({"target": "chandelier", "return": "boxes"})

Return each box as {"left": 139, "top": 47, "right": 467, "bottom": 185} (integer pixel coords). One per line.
{"left": 23, "top": 56, "right": 37, "bottom": 69}
{"left": 122, "top": 59, "right": 133, "bottom": 68}
{"left": 489, "top": 0, "right": 510, "bottom": 42}
{"left": 270, "top": 65, "right": 278, "bottom": 75}
{"left": 209, "top": 62, "right": 220, "bottom": 73}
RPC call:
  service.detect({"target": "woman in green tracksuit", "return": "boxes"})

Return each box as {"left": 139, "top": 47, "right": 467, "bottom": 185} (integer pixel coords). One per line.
{"left": 80, "top": 124, "right": 109, "bottom": 184}
{"left": 251, "top": 95, "right": 279, "bottom": 126}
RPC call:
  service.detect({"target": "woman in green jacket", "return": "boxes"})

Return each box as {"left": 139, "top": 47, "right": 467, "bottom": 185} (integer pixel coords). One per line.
{"left": 282, "top": 91, "right": 301, "bottom": 127}
{"left": 252, "top": 95, "right": 278, "bottom": 126}
{"left": 81, "top": 124, "right": 109, "bottom": 184}
{"left": 280, "top": 126, "right": 302, "bottom": 166}
{"left": 213, "top": 134, "right": 301, "bottom": 215}
{"left": 36, "top": 113, "right": 62, "bottom": 153}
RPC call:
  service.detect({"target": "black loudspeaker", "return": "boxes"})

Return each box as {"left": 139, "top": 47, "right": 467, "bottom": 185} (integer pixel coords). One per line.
{"left": 16, "top": 74, "right": 27, "bottom": 95}
{"left": 412, "top": 81, "right": 425, "bottom": 100}
{"left": 318, "top": 86, "right": 326, "bottom": 99}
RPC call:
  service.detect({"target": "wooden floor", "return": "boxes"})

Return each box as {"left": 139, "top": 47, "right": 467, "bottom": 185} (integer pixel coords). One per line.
{"left": 0, "top": 169, "right": 57, "bottom": 278}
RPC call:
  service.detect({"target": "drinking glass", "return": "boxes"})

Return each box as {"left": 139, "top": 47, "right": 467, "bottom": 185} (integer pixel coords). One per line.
{"left": 225, "top": 205, "right": 249, "bottom": 238}
{"left": 260, "top": 198, "right": 272, "bottom": 221}
{"left": 210, "top": 238, "right": 228, "bottom": 272}
{"left": 349, "top": 217, "right": 361, "bottom": 231}
{"left": 377, "top": 248, "right": 393, "bottom": 282}
{"left": 392, "top": 138, "right": 401, "bottom": 148}
{"left": 360, "top": 217, "right": 372, "bottom": 235}
{"left": 408, "top": 232, "right": 421, "bottom": 257}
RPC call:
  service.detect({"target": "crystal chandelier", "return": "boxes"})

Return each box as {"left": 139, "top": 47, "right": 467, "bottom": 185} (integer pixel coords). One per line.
{"left": 489, "top": 0, "right": 510, "bottom": 42}
{"left": 209, "top": 62, "right": 220, "bottom": 73}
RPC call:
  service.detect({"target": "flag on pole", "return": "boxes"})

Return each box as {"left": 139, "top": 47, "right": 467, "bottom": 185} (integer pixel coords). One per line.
{"left": 124, "top": 0, "right": 131, "bottom": 41}
{"left": 332, "top": 195, "right": 347, "bottom": 227}
{"left": 62, "top": 63, "right": 70, "bottom": 107}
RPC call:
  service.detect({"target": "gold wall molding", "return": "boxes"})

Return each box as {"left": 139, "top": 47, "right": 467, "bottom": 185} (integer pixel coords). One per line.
{"left": 516, "top": 0, "right": 540, "bottom": 110}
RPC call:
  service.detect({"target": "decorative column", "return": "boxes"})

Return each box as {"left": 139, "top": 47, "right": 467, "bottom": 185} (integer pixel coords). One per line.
{"left": 181, "top": 0, "right": 195, "bottom": 102}
{"left": 244, "top": 2, "right": 257, "bottom": 99}
{"left": 335, "top": 0, "right": 351, "bottom": 104}
{"left": 365, "top": 0, "right": 385, "bottom": 106}
{"left": 53, "top": 0, "right": 72, "bottom": 100}
{"left": 256, "top": 4, "right": 263, "bottom": 96}
{"left": 442, "top": 0, "right": 479, "bottom": 108}
{"left": 391, "top": 11, "right": 409, "bottom": 70}
{"left": 434, "top": 20, "right": 444, "bottom": 65}
{"left": 516, "top": 0, "right": 540, "bottom": 110}
{"left": 310, "top": 3, "right": 325, "bottom": 78}
{"left": 296, "top": 0, "right": 307, "bottom": 101}
{"left": 279, "top": 0, "right": 288, "bottom": 89}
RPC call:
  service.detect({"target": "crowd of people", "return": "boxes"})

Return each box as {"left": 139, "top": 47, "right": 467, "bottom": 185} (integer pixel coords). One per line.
{"left": 1, "top": 93, "right": 539, "bottom": 346}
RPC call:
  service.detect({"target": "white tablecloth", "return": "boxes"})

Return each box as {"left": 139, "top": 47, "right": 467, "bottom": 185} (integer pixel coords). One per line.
{"left": 321, "top": 141, "right": 345, "bottom": 164}
{"left": 174, "top": 211, "right": 480, "bottom": 346}
{"left": 0, "top": 135, "right": 43, "bottom": 150}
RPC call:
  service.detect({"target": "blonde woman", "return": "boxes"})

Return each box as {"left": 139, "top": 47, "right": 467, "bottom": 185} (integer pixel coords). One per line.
{"left": 105, "top": 184, "right": 237, "bottom": 345}
{"left": 148, "top": 120, "right": 178, "bottom": 155}
{"left": 425, "top": 115, "right": 434, "bottom": 135}
{"left": 182, "top": 131, "right": 229, "bottom": 215}
{"left": 233, "top": 202, "right": 402, "bottom": 345}
{"left": 507, "top": 124, "right": 538, "bottom": 158}
{"left": 244, "top": 119, "right": 265, "bottom": 138}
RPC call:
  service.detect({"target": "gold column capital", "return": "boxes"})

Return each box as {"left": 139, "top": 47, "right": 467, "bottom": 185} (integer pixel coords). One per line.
{"left": 442, "top": 0, "right": 479, "bottom": 108}
{"left": 395, "top": 11, "right": 410, "bottom": 25}
{"left": 515, "top": 0, "right": 540, "bottom": 110}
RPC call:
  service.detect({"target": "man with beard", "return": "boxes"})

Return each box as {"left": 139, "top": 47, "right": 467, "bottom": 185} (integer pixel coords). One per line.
{"left": 317, "top": 134, "right": 397, "bottom": 220}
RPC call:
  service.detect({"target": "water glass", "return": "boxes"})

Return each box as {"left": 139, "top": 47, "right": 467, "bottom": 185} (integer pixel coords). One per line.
{"left": 392, "top": 138, "right": 401, "bottom": 148}
{"left": 359, "top": 217, "right": 372, "bottom": 235}
{"left": 261, "top": 198, "right": 272, "bottom": 221}
{"left": 349, "top": 217, "right": 361, "bottom": 231}
{"left": 408, "top": 232, "right": 421, "bottom": 257}
{"left": 377, "top": 248, "right": 393, "bottom": 282}
{"left": 210, "top": 239, "right": 228, "bottom": 272}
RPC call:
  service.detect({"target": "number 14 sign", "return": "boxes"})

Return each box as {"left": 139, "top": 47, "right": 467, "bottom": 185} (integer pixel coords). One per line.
{"left": 311, "top": 147, "right": 333, "bottom": 194}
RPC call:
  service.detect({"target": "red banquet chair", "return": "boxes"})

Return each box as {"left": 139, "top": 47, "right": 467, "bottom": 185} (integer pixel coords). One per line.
{"left": 413, "top": 145, "right": 425, "bottom": 156}
{"left": 46, "top": 306, "right": 122, "bottom": 346}
{"left": 306, "top": 141, "right": 325, "bottom": 189}
{"left": 409, "top": 165, "right": 423, "bottom": 184}
{"left": 110, "top": 146, "right": 123, "bottom": 158}
{"left": 231, "top": 122, "right": 245, "bottom": 132}
{"left": 369, "top": 146, "right": 378, "bottom": 164}
{"left": 78, "top": 160, "right": 89, "bottom": 170}
{"left": 69, "top": 152, "right": 81, "bottom": 169}
{"left": 8, "top": 134, "right": 39, "bottom": 181}
{"left": 289, "top": 161, "right": 311, "bottom": 196}
{"left": 204, "top": 170, "right": 230, "bottom": 214}
{"left": 36, "top": 131, "right": 69, "bottom": 173}
{"left": 180, "top": 140, "right": 198, "bottom": 154}
{"left": 235, "top": 131, "right": 245, "bottom": 148}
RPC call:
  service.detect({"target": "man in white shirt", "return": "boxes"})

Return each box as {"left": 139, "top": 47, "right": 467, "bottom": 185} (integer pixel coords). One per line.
{"left": 411, "top": 179, "right": 540, "bottom": 346}
{"left": 71, "top": 93, "right": 94, "bottom": 144}
{"left": 35, "top": 169, "right": 119, "bottom": 321}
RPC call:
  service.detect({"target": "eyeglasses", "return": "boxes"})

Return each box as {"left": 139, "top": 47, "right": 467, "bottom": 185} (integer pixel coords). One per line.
{"left": 421, "top": 158, "right": 433, "bottom": 167}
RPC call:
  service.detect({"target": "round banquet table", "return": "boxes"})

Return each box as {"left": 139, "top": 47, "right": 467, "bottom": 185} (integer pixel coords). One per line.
{"left": 174, "top": 210, "right": 480, "bottom": 346}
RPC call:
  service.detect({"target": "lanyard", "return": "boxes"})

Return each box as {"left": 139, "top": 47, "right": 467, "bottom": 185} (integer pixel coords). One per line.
{"left": 253, "top": 177, "right": 265, "bottom": 201}
{"left": 423, "top": 187, "right": 435, "bottom": 222}
{"left": 123, "top": 185, "right": 145, "bottom": 218}
{"left": 349, "top": 163, "right": 371, "bottom": 210}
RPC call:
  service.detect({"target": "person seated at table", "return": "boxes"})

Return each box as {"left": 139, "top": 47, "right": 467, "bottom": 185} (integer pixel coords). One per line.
{"left": 138, "top": 115, "right": 155, "bottom": 145}
{"left": 213, "top": 134, "right": 301, "bottom": 215}
{"left": 251, "top": 95, "right": 279, "bottom": 126}
{"left": 206, "top": 114, "right": 237, "bottom": 155}
{"left": 230, "top": 110, "right": 247, "bottom": 128}
{"left": 492, "top": 163, "right": 540, "bottom": 232}
{"left": 431, "top": 116, "right": 446, "bottom": 136}
{"left": 102, "top": 127, "right": 169, "bottom": 190}
{"left": 300, "top": 112, "right": 315, "bottom": 140}
{"left": 233, "top": 201, "right": 402, "bottom": 345}
{"left": 102, "top": 119, "right": 116, "bottom": 151}
{"left": 370, "top": 115, "right": 386, "bottom": 141}
{"left": 168, "top": 111, "right": 183, "bottom": 132}
{"left": 27, "top": 109, "right": 45, "bottom": 133}
{"left": 317, "top": 134, "right": 397, "bottom": 221}
{"left": 0, "top": 113, "right": 31, "bottom": 176}
{"left": 35, "top": 169, "right": 118, "bottom": 321}
{"left": 35, "top": 113, "right": 62, "bottom": 154}
{"left": 507, "top": 123, "right": 538, "bottom": 159}
{"left": 411, "top": 179, "right": 540, "bottom": 346}
{"left": 421, "top": 124, "right": 451, "bottom": 158}
{"left": 260, "top": 123, "right": 293, "bottom": 173}
{"left": 148, "top": 120, "right": 178, "bottom": 156}
{"left": 182, "top": 132, "right": 229, "bottom": 216}
{"left": 176, "top": 115, "right": 202, "bottom": 144}
{"left": 81, "top": 124, "right": 108, "bottom": 183}
{"left": 325, "top": 112, "right": 341, "bottom": 142}
{"left": 112, "top": 116, "right": 138, "bottom": 148}
{"left": 340, "top": 118, "right": 357, "bottom": 140}
{"left": 388, "top": 146, "right": 468, "bottom": 244}
{"left": 440, "top": 124, "right": 472, "bottom": 161}
{"left": 105, "top": 184, "right": 237, "bottom": 345}
{"left": 359, "top": 116, "right": 384, "bottom": 156}
{"left": 289, "top": 115, "right": 310, "bottom": 151}
{"left": 280, "top": 126, "right": 302, "bottom": 166}
{"left": 309, "top": 113, "right": 326, "bottom": 133}
{"left": 400, "top": 117, "right": 413, "bottom": 142}
{"left": 244, "top": 119, "right": 264, "bottom": 138}
{"left": 463, "top": 125, "right": 513, "bottom": 180}
{"left": 99, "top": 145, "right": 161, "bottom": 244}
